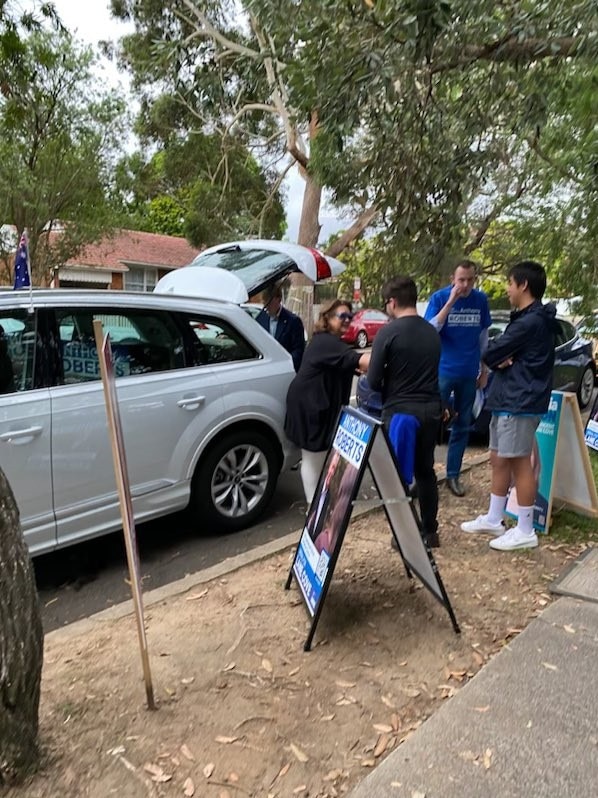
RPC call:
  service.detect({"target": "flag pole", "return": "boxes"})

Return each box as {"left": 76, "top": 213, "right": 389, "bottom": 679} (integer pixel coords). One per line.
{"left": 14, "top": 228, "right": 34, "bottom": 312}
{"left": 25, "top": 230, "right": 33, "bottom": 313}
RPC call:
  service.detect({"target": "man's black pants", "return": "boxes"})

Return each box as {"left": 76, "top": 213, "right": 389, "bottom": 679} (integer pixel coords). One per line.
{"left": 383, "top": 403, "right": 441, "bottom": 538}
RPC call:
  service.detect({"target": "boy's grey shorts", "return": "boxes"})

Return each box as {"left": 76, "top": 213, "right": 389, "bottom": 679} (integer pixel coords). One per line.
{"left": 489, "top": 414, "right": 541, "bottom": 458}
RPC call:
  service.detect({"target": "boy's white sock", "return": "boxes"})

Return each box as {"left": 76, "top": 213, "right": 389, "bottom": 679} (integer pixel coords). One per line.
{"left": 487, "top": 493, "right": 507, "bottom": 525}
{"left": 517, "top": 505, "right": 535, "bottom": 536}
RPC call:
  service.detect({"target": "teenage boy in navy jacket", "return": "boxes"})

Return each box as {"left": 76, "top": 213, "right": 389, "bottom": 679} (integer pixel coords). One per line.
{"left": 461, "top": 261, "right": 557, "bottom": 551}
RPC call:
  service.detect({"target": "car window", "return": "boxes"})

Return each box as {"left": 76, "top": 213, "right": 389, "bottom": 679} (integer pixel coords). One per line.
{"left": 554, "top": 319, "right": 576, "bottom": 347}
{"left": 189, "top": 249, "right": 294, "bottom": 293}
{"left": 0, "top": 310, "right": 36, "bottom": 393}
{"left": 363, "top": 310, "right": 386, "bottom": 321}
{"left": 488, "top": 319, "right": 508, "bottom": 339}
{"left": 242, "top": 304, "right": 262, "bottom": 320}
{"left": 55, "top": 308, "right": 185, "bottom": 384}
{"left": 179, "top": 313, "right": 258, "bottom": 366}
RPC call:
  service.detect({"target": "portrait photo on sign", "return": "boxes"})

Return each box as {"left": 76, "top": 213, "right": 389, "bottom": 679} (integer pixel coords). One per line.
{"left": 305, "top": 447, "right": 360, "bottom": 557}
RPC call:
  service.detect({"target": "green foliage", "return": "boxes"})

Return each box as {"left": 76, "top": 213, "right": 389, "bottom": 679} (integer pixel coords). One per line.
{"left": 113, "top": 132, "right": 286, "bottom": 246}
{"left": 111, "top": 0, "right": 598, "bottom": 301}
{"left": 0, "top": 29, "right": 127, "bottom": 283}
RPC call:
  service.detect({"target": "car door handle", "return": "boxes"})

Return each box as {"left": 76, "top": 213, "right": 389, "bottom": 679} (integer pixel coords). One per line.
{"left": 177, "top": 395, "right": 206, "bottom": 409}
{"left": 0, "top": 425, "right": 44, "bottom": 442}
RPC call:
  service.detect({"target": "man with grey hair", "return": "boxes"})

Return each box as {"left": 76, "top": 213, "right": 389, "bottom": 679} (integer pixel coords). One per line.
{"left": 256, "top": 283, "right": 305, "bottom": 371}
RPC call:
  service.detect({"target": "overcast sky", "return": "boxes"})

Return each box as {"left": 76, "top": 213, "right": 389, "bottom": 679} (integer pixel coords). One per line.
{"left": 45, "top": 0, "right": 348, "bottom": 245}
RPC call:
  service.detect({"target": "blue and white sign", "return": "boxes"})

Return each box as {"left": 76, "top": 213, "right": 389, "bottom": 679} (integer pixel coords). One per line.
{"left": 332, "top": 410, "right": 373, "bottom": 468}
{"left": 292, "top": 408, "right": 375, "bottom": 617}
{"left": 287, "top": 405, "right": 461, "bottom": 650}
{"left": 62, "top": 341, "right": 131, "bottom": 380}
{"left": 585, "top": 393, "right": 598, "bottom": 452}
{"left": 293, "top": 530, "right": 328, "bottom": 615}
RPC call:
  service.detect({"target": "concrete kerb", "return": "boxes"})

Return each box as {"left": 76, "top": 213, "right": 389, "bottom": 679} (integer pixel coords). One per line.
{"left": 44, "top": 450, "right": 491, "bottom": 646}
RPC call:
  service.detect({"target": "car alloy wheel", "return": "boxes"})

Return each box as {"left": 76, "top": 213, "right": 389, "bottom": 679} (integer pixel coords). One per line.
{"left": 193, "top": 431, "right": 279, "bottom": 532}
{"left": 577, "top": 365, "right": 595, "bottom": 409}
{"left": 356, "top": 330, "right": 368, "bottom": 349}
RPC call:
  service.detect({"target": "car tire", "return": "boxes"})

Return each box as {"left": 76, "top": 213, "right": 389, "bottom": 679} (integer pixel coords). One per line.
{"left": 577, "top": 365, "right": 595, "bottom": 410}
{"left": 191, "top": 431, "right": 279, "bottom": 533}
{"left": 356, "top": 330, "right": 368, "bottom": 349}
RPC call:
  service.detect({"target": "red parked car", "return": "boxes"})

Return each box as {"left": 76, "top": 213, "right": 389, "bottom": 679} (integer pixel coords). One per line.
{"left": 341, "top": 308, "right": 388, "bottom": 348}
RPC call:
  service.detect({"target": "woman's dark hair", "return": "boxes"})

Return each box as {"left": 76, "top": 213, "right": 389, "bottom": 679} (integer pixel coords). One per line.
{"left": 314, "top": 298, "right": 353, "bottom": 333}
{"left": 508, "top": 260, "right": 547, "bottom": 300}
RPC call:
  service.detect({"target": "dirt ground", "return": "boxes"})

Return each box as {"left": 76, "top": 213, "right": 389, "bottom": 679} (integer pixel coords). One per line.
{"left": 5, "top": 462, "right": 587, "bottom": 798}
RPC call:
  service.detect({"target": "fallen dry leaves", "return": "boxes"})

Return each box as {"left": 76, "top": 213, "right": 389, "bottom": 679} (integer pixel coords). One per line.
{"left": 18, "top": 461, "right": 587, "bottom": 798}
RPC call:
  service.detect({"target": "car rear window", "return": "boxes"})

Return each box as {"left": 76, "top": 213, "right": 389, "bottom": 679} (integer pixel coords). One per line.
{"left": 189, "top": 249, "right": 294, "bottom": 291}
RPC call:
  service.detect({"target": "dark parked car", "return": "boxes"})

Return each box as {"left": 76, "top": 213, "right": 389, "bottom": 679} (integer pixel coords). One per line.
{"left": 481, "top": 310, "right": 595, "bottom": 403}
{"left": 576, "top": 313, "right": 598, "bottom": 363}
{"left": 341, "top": 308, "right": 388, "bottom": 348}
{"left": 356, "top": 312, "right": 596, "bottom": 435}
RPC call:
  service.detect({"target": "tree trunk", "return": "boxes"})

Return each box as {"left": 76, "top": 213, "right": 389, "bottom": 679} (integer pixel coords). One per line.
{"left": 295, "top": 110, "right": 322, "bottom": 249}
{"left": 297, "top": 171, "right": 322, "bottom": 248}
{"left": 0, "top": 468, "right": 43, "bottom": 785}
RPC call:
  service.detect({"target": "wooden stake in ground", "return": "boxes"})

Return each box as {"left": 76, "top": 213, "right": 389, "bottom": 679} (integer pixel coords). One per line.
{"left": 93, "top": 320, "right": 155, "bottom": 710}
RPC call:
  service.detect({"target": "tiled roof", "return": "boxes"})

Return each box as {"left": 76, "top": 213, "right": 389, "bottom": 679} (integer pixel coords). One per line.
{"left": 67, "top": 229, "right": 201, "bottom": 272}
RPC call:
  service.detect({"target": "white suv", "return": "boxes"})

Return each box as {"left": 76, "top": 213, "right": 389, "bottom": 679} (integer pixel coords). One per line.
{"left": 0, "top": 288, "right": 300, "bottom": 555}
{"left": 0, "top": 240, "right": 346, "bottom": 556}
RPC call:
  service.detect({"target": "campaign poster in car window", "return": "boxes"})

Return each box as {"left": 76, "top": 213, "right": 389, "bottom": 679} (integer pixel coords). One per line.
{"left": 292, "top": 410, "right": 373, "bottom": 616}
{"left": 584, "top": 392, "right": 598, "bottom": 452}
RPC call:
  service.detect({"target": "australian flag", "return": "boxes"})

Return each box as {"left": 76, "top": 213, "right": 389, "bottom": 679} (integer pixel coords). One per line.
{"left": 14, "top": 231, "right": 31, "bottom": 289}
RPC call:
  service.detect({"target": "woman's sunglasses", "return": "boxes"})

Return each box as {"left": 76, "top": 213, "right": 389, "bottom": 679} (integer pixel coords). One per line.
{"left": 335, "top": 312, "right": 354, "bottom": 322}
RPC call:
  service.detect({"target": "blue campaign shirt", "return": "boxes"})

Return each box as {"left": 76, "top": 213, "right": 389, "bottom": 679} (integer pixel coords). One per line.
{"left": 424, "top": 286, "right": 491, "bottom": 378}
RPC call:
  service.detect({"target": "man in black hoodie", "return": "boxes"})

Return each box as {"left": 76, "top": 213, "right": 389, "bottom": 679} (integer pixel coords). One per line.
{"left": 369, "top": 275, "right": 442, "bottom": 548}
{"left": 461, "top": 261, "right": 557, "bottom": 551}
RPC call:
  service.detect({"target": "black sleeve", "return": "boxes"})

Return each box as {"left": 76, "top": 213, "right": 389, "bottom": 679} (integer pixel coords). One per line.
{"left": 288, "top": 315, "right": 306, "bottom": 371}
{"left": 368, "top": 326, "right": 390, "bottom": 391}
{"left": 314, "top": 333, "right": 361, "bottom": 372}
{"left": 483, "top": 319, "right": 530, "bottom": 369}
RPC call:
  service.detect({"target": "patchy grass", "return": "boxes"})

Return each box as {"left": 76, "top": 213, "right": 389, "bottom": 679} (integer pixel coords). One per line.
{"left": 549, "top": 450, "right": 598, "bottom": 544}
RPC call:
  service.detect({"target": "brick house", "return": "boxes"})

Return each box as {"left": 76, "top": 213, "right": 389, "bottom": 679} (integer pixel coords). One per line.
{"left": 55, "top": 229, "right": 201, "bottom": 290}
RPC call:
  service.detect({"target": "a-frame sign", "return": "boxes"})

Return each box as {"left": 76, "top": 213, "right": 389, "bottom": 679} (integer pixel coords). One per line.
{"left": 285, "top": 406, "right": 459, "bottom": 651}
{"left": 506, "top": 391, "right": 598, "bottom": 532}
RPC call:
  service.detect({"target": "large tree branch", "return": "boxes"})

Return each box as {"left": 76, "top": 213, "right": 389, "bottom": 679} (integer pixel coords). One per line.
{"left": 178, "top": 0, "right": 259, "bottom": 60}
{"left": 433, "top": 35, "right": 584, "bottom": 73}
{"left": 464, "top": 174, "right": 527, "bottom": 254}
{"left": 258, "top": 159, "right": 294, "bottom": 238}
{"left": 325, "top": 204, "right": 380, "bottom": 257}
{"left": 249, "top": 14, "right": 310, "bottom": 169}
{"left": 224, "top": 102, "right": 279, "bottom": 137}
{"left": 527, "top": 135, "right": 581, "bottom": 185}
{"left": 287, "top": 140, "right": 309, "bottom": 169}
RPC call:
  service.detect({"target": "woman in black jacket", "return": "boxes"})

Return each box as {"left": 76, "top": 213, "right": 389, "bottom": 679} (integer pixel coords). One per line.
{"left": 285, "top": 299, "right": 369, "bottom": 503}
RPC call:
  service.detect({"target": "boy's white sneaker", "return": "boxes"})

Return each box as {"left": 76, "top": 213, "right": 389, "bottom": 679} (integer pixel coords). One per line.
{"left": 489, "top": 527, "right": 538, "bottom": 551}
{"left": 461, "top": 514, "right": 505, "bottom": 535}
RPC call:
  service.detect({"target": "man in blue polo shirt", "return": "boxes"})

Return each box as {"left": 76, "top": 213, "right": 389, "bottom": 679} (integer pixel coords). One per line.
{"left": 425, "top": 260, "right": 491, "bottom": 496}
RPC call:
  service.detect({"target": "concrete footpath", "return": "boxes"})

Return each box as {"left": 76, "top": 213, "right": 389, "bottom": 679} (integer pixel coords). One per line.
{"left": 348, "top": 548, "right": 598, "bottom": 798}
